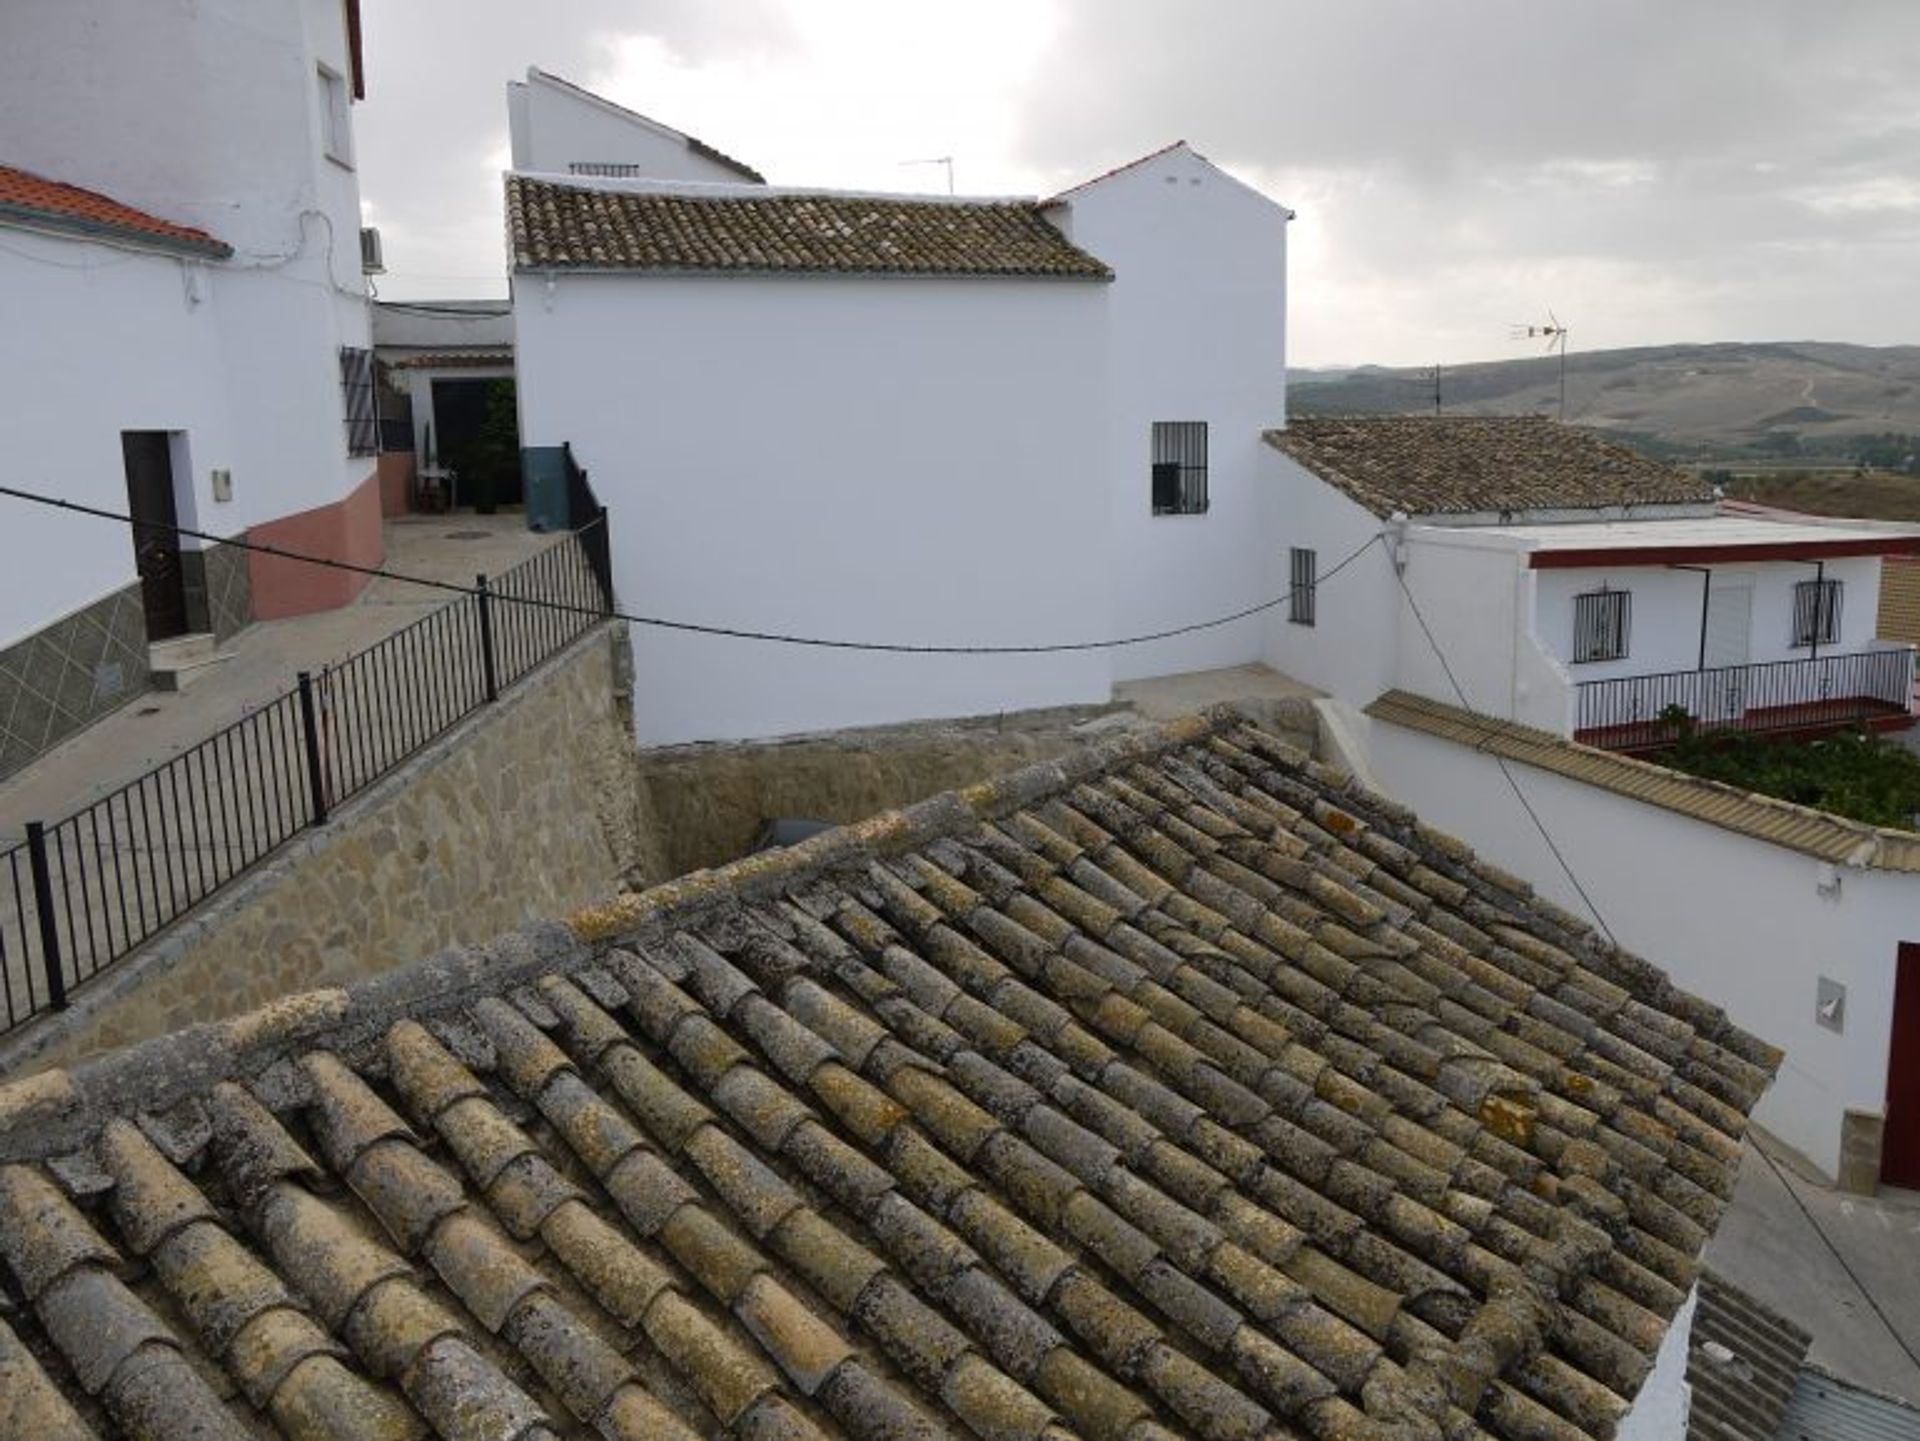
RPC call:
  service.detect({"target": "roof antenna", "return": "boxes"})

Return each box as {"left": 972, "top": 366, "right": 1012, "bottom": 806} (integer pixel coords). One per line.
{"left": 899, "top": 156, "right": 955, "bottom": 195}
{"left": 1511, "top": 311, "right": 1570, "bottom": 421}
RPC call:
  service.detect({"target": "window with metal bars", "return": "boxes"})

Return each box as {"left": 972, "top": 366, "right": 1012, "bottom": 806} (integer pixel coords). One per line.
{"left": 1150, "top": 421, "right": 1208, "bottom": 515}
{"left": 1572, "top": 587, "right": 1630, "bottom": 663}
{"left": 1791, "top": 578, "right": 1843, "bottom": 647}
{"left": 340, "top": 347, "right": 378, "bottom": 457}
{"left": 1289, "top": 547, "right": 1317, "bottom": 626}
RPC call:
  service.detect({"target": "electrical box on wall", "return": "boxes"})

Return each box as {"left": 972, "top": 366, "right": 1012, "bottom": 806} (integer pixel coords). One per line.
{"left": 211, "top": 468, "right": 233, "bottom": 502}
{"left": 1816, "top": 976, "right": 1846, "bottom": 1033}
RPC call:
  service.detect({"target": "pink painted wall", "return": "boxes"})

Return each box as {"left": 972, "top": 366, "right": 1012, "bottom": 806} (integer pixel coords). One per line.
{"left": 377, "top": 451, "right": 414, "bottom": 517}
{"left": 248, "top": 468, "right": 383, "bottom": 620}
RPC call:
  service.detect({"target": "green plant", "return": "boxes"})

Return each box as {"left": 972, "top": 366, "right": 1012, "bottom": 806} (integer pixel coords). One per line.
{"left": 465, "top": 379, "right": 519, "bottom": 515}
{"left": 1659, "top": 727, "right": 1920, "bottom": 829}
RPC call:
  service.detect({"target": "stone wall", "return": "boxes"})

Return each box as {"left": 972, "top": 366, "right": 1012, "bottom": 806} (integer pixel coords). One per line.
{"left": 5, "top": 623, "right": 643, "bottom": 1072}
{"left": 628, "top": 706, "right": 1145, "bottom": 882}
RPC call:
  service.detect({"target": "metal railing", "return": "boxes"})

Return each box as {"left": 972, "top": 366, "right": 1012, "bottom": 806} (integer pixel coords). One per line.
{"left": 1573, "top": 645, "right": 1917, "bottom": 751}
{"left": 0, "top": 511, "right": 614, "bottom": 1037}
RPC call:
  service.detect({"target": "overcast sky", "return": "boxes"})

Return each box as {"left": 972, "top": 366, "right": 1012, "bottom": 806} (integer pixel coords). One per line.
{"left": 356, "top": 1, "right": 1920, "bottom": 368}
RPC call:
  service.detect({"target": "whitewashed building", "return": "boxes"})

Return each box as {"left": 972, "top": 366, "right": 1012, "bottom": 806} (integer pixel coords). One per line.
{"left": 1263, "top": 415, "right": 1920, "bottom": 1187}
{"left": 506, "top": 78, "right": 1294, "bottom": 744}
{"left": 0, "top": 0, "right": 380, "bottom": 773}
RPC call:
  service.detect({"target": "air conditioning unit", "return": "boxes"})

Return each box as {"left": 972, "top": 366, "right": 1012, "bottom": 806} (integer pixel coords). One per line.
{"left": 359, "top": 226, "right": 385, "bottom": 274}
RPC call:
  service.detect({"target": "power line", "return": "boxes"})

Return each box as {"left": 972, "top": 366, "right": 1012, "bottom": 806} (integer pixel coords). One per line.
{"left": 1749, "top": 1140, "right": 1920, "bottom": 1379}
{"left": 1389, "top": 559, "right": 1620, "bottom": 946}
{"left": 0, "top": 484, "right": 1383, "bottom": 657}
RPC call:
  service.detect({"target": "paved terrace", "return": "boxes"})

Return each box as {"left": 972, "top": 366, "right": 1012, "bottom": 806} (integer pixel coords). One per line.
{"left": 0, "top": 514, "right": 565, "bottom": 844}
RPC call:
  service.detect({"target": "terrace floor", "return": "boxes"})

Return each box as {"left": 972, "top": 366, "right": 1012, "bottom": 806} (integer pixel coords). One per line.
{"left": 1575, "top": 695, "right": 1915, "bottom": 753}
{"left": 0, "top": 512, "right": 562, "bottom": 846}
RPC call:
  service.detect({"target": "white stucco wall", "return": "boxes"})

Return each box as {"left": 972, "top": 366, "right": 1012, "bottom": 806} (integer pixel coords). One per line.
{"left": 1359, "top": 713, "right": 1915, "bottom": 1178}
{"left": 1536, "top": 555, "right": 1885, "bottom": 680}
{"left": 514, "top": 270, "right": 1112, "bottom": 744}
{"left": 0, "top": 233, "right": 237, "bottom": 645}
{"left": 1262, "top": 450, "right": 1398, "bottom": 703}
{"left": 1616, "top": 1284, "right": 1697, "bottom": 1441}
{"left": 0, "top": 0, "right": 373, "bottom": 641}
{"left": 508, "top": 70, "right": 757, "bottom": 183}
{"left": 1390, "top": 528, "right": 1573, "bottom": 733}
{"left": 1051, "top": 147, "right": 1291, "bottom": 680}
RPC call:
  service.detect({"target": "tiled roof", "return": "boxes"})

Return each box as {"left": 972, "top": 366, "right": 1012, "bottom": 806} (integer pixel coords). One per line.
{"left": 0, "top": 709, "right": 1778, "bottom": 1441}
{"left": 387, "top": 351, "right": 516, "bottom": 370}
{"left": 1267, "top": 417, "right": 1714, "bottom": 518}
{"left": 506, "top": 175, "right": 1113, "bottom": 278}
{"left": 1366, "top": 690, "right": 1920, "bottom": 872}
{"left": 1685, "top": 1270, "right": 1809, "bottom": 1441}
{"left": 0, "top": 164, "right": 231, "bottom": 259}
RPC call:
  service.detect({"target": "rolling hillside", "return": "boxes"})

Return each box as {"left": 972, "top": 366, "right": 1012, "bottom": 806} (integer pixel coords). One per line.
{"left": 1290, "top": 341, "right": 1920, "bottom": 465}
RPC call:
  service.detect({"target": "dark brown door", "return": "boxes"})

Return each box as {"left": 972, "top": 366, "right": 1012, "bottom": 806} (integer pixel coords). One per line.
{"left": 121, "top": 431, "right": 188, "bottom": 641}
{"left": 1886, "top": 944, "right": 1920, "bottom": 1189}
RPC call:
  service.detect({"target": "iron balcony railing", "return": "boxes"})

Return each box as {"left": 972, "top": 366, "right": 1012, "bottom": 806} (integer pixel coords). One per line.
{"left": 1573, "top": 645, "right": 1917, "bottom": 752}
{"left": 0, "top": 508, "right": 614, "bottom": 1039}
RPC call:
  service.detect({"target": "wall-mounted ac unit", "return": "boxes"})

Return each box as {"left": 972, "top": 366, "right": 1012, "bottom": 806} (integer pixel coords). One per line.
{"left": 359, "top": 226, "right": 385, "bottom": 274}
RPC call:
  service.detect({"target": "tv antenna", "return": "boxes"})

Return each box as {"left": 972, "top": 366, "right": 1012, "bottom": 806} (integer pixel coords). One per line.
{"left": 899, "top": 156, "right": 955, "bottom": 195}
{"left": 1512, "top": 310, "right": 1570, "bottom": 420}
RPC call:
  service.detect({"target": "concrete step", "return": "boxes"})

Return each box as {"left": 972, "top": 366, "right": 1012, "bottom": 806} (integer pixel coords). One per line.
{"left": 148, "top": 632, "right": 217, "bottom": 668}
{"left": 149, "top": 635, "right": 234, "bottom": 692}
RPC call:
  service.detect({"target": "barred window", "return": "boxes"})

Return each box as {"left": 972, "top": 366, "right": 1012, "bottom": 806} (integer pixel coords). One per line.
{"left": 1792, "top": 578, "right": 1843, "bottom": 647}
{"left": 339, "top": 347, "right": 378, "bottom": 457}
{"left": 1572, "top": 588, "right": 1630, "bottom": 663}
{"left": 1150, "top": 421, "right": 1208, "bottom": 515}
{"left": 1289, "top": 547, "right": 1317, "bottom": 626}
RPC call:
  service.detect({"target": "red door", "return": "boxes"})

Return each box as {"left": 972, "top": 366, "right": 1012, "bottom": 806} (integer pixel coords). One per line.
{"left": 1886, "top": 944, "right": 1920, "bottom": 1190}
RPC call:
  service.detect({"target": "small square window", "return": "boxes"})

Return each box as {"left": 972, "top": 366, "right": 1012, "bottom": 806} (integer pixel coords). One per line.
{"left": 317, "top": 65, "right": 353, "bottom": 167}
{"left": 1289, "top": 548, "right": 1317, "bottom": 626}
{"left": 1151, "top": 421, "right": 1208, "bottom": 515}
{"left": 1572, "top": 588, "right": 1630, "bottom": 663}
{"left": 1792, "top": 578, "right": 1843, "bottom": 647}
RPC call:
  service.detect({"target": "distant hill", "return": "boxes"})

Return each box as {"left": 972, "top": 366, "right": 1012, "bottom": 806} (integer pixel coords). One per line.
{"left": 1289, "top": 341, "right": 1920, "bottom": 467}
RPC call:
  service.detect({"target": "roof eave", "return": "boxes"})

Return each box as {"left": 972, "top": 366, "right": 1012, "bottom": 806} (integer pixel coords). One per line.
{"left": 1528, "top": 535, "right": 1920, "bottom": 568}
{"left": 0, "top": 202, "right": 232, "bottom": 261}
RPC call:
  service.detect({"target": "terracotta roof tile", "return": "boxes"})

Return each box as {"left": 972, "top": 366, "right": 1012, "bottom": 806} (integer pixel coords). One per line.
{"left": 0, "top": 164, "right": 231, "bottom": 258}
{"left": 1267, "top": 416, "right": 1713, "bottom": 517}
{"left": 506, "top": 174, "right": 1113, "bottom": 278}
{"left": 0, "top": 708, "right": 1776, "bottom": 1441}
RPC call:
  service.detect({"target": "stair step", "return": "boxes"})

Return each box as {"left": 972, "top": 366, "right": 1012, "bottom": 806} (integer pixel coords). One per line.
{"left": 148, "top": 632, "right": 217, "bottom": 666}
{"left": 150, "top": 649, "right": 234, "bottom": 692}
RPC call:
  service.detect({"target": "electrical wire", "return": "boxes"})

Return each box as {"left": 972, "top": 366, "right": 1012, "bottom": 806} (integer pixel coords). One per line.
{"left": 0, "top": 484, "right": 1384, "bottom": 657}
{"left": 1748, "top": 1139, "right": 1920, "bottom": 1378}
{"left": 1390, "top": 558, "right": 1621, "bottom": 945}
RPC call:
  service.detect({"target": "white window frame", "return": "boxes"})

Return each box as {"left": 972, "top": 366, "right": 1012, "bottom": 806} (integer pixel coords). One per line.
{"left": 317, "top": 64, "right": 354, "bottom": 168}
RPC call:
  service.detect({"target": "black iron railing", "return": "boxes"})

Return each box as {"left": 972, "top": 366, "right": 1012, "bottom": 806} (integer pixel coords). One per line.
{"left": 1573, "top": 646, "right": 1916, "bottom": 752}
{"left": 0, "top": 516, "right": 615, "bottom": 1037}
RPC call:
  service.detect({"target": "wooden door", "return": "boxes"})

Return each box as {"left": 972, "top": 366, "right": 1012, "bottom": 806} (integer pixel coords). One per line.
{"left": 121, "top": 431, "right": 187, "bottom": 641}
{"left": 1886, "top": 944, "right": 1920, "bottom": 1190}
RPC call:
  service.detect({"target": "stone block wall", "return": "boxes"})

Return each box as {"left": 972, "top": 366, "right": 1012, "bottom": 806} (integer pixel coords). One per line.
{"left": 5, "top": 623, "right": 644, "bottom": 1072}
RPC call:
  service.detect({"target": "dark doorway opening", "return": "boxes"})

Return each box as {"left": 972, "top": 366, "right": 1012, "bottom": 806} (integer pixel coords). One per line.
{"left": 1886, "top": 944, "right": 1920, "bottom": 1190}
{"left": 432, "top": 377, "right": 521, "bottom": 510}
{"left": 122, "top": 431, "right": 188, "bottom": 642}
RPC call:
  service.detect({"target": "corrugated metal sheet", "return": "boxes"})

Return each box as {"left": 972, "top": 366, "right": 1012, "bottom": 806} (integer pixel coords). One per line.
{"left": 1687, "top": 1271, "right": 1810, "bottom": 1441}
{"left": 1774, "top": 1369, "right": 1920, "bottom": 1441}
